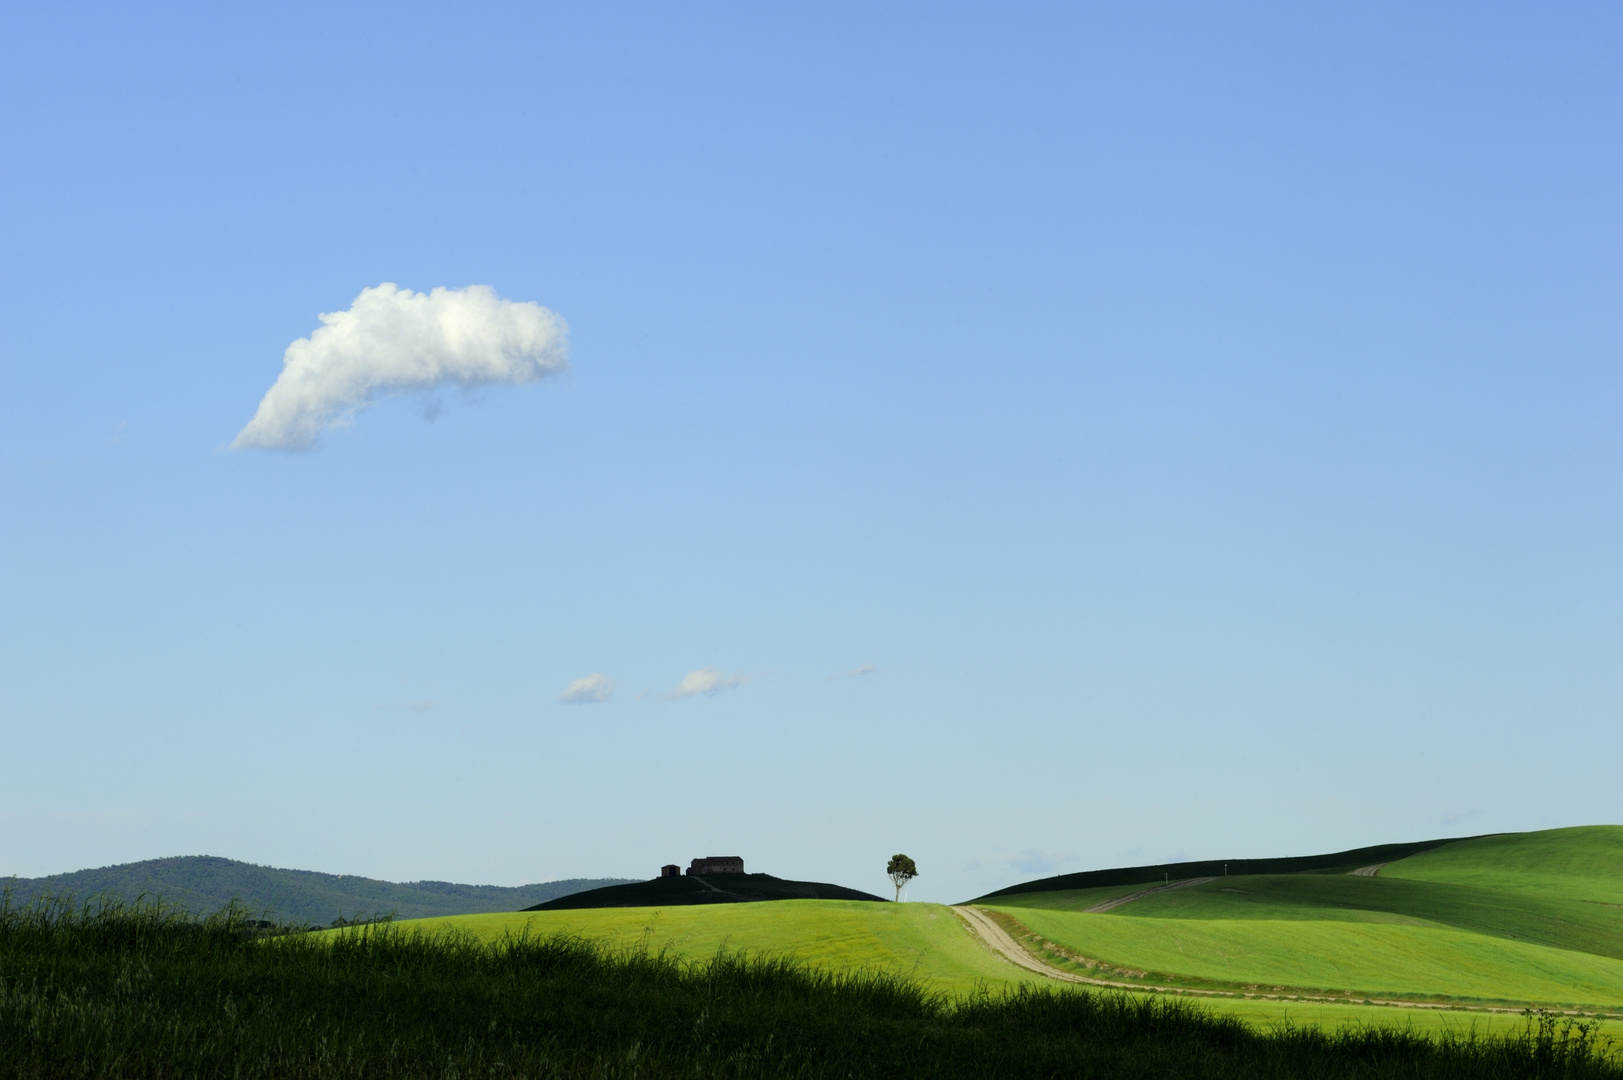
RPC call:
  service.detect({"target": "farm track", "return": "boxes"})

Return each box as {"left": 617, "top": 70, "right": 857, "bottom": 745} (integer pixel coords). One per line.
{"left": 1084, "top": 876, "right": 1219, "bottom": 913}
{"left": 1351, "top": 864, "right": 1388, "bottom": 877}
{"left": 952, "top": 906, "right": 1087, "bottom": 983}
{"left": 950, "top": 904, "right": 1623, "bottom": 1020}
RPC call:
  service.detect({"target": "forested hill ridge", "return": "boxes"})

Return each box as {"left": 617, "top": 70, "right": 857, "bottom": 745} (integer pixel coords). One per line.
{"left": 527, "top": 873, "right": 887, "bottom": 910}
{"left": 2, "top": 856, "right": 630, "bottom": 927}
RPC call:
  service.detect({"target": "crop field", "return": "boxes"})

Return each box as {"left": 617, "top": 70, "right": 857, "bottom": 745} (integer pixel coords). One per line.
{"left": 983, "top": 907, "right": 1623, "bottom": 1008}
{"left": 15, "top": 901, "right": 1623, "bottom": 1079}
{"left": 978, "top": 827, "right": 1623, "bottom": 1024}
{"left": 389, "top": 899, "right": 1039, "bottom": 995}
{"left": 388, "top": 897, "right": 1623, "bottom": 1037}
{"left": 1382, "top": 828, "right": 1623, "bottom": 905}
{"left": 12, "top": 827, "right": 1623, "bottom": 1074}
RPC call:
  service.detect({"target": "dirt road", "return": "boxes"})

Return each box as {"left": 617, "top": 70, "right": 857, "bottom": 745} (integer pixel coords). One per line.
{"left": 952, "top": 905, "right": 1088, "bottom": 982}
{"left": 1350, "top": 863, "right": 1387, "bottom": 877}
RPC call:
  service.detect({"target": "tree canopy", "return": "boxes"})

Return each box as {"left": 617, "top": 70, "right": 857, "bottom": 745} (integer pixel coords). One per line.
{"left": 886, "top": 854, "right": 919, "bottom": 902}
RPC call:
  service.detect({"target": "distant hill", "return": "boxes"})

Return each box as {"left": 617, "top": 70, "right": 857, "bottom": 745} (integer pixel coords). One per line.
{"left": 974, "top": 836, "right": 1472, "bottom": 901}
{"left": 526, "top": 873, "right": 886, "bottom": 910}
{"left": 2, "top": 856, "right": 631, "bottom": 927}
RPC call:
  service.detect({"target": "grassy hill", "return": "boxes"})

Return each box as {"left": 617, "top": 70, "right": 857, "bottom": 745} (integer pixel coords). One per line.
{"left": 1383, "top": 826, "right": 1623, "bottom": 904}
{"left": 393, "top": 900, "right": 1037, "bottom": 995}
{"left": 977, "top": 826, "right": 1623, "bottom": 1013}
{"left": 19, "top": 903, "right": 1620, "bottom": 1080}
{"left": 526, "top": 872, "right": 885, "bottom": 910}
{"left": 975, "top": 836, "right": 1464, "bottom": 900}
{"left": 2, "top": 856, "right": 628, "bottom": 926}
{"left": 357, "top": 828, "right": 1623, "bottom": 1040}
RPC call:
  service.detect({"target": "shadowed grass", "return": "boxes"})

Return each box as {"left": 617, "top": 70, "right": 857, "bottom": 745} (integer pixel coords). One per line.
{"left": 3, "top": 893, "right": 1621, "bottom": 1078}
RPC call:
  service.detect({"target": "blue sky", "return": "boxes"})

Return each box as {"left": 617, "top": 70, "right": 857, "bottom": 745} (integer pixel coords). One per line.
{"left": 2, "top": 2, "right": 1619, "bottom": 903}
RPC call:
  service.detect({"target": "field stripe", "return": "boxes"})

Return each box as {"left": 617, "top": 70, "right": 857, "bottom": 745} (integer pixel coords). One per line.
{"left": 957, "top": 905, "right": 1623, "bottom": 1020}
{"left": 1085, "top": 877, "right": 1219, "bottom": 913}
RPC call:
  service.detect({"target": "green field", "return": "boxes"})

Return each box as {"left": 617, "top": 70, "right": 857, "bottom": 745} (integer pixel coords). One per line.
{"left": 388, "top": 904, "right": 1578, "bottom": 1038}
{"left": 374, "top": 827, "right": 1623, "bottom": 1042}
{"left": 981, "top": 826, "right": 1623, "bottom": 1019}
{"left": 21, "top": 901, "right": 1622, "bottom": 1079}
{"left": 391, "top": 899, "right": 1042, "bottom": 995}
{"left": 982, "top": 907, "right": 1623, "bottom": 1008}
{"left": 1383, "top": 827, "right": 1623, "bottom": 905}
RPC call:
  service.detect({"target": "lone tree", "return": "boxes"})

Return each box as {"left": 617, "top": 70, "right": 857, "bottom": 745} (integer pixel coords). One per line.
{"left": 886, "top": 854, "right": 918, "bottom": 902}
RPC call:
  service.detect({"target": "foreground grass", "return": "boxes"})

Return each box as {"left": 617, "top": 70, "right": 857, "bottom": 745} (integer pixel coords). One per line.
{"left": 4, "top": 899, "right": 1623, "bottom": 1078}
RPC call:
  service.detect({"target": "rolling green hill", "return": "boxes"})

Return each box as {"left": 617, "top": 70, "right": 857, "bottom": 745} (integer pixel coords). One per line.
{"left": 985, "top": 906, "right": 1623, "bottom": 1009}
{"left": 1000, "top": 872, "right": 1623, "bottom": 960}
{"left": 1383, "top": 826, "right": 1623, "bottom": 904}
{"left": 391, "top": 900, "right": 1039, "bottom": 995}
{"left": 362, "top": 828, "right": 1623, "bottom": 1039}
{"left": 978, "top": 826, "right": 1623, "bottom": 1013}
{"left": 976, "top": 836, "right": 1464, "bottom": 901}
{"left": 2, "top": 856, "right": 628, "bottom": 927}
{"left": 383, "top": 897, "right": 1617, "bottom": 1039}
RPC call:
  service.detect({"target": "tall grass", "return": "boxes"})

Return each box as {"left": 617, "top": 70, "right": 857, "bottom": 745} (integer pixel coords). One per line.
{"left": 1, "top": 892, "right": 1617, "bottom": 1078}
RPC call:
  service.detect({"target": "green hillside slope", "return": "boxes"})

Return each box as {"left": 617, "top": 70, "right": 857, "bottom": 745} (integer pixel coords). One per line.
{"left": 974, "top": 825, "right": 1623, "bottom": 1014}
{"left": 391, "top": 900, "right": 1033, "bottom": 995}
{"left": 974, "top": 837, "right": 1461, "bottom": 901}
{"left": 3, "top": 856, "right": 628, "bottom": 926}
{"left": 999, "top": 873, "right": 1623, "bottom": 961}
{"left": 1382, "top": 826, "right": 1623, "bottom": 904}
{"left": 383, "top": 895, "right": 1618, "bottom": 1038}
{"left": 984, "top": 906, "right": 1623, "bottom": 1009}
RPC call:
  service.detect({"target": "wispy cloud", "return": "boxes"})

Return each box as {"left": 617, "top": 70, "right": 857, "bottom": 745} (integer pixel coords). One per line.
{"left": 829, "top": 664, "right": 878, "bottom": 681}
{"left": 232, "top": 283, "right": 568, "bottom": 450}
{"left": 557, "top": 674, "right": 616, "bottom": 705}
{"left": 666, "top": 667, "right": 750, "bottom": 700}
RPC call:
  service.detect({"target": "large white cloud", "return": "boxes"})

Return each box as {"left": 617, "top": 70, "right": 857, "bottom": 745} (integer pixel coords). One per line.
{"left": 666, "top": 667, "right": 751, "bottom": 699}
{"left": 557, "top": 674, "right": 616, "bottom": 705}
{"left": 232, "top": 283, "right": 568, "bottom": 450}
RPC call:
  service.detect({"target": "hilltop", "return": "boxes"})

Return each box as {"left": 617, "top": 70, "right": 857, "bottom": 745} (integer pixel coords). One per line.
{"left": 2, "top": 856, "right": 629, "bottom": 927}
{"left": 525, "top": 872, "right": 885, "bottom": 910}
{"left": 973, "top": 835, "right": 1467, "bottom": 901}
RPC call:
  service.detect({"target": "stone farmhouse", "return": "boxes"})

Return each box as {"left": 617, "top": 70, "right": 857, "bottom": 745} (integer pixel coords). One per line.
{"left": 660, "top": 856, "right": 745, "bottom": 876}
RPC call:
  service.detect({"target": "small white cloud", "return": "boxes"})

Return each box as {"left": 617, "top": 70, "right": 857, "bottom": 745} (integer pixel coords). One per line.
{"left": 830, "top": 664, "right": 878, "bottom": 681}
{"left": 557, "top": 674, "right": 616, "bottom": 705}
{"left": 232, "top": 283, "right": 568, "bottom": 450}
{"left": 666, "top": 667, "right": 750, "bottom": 700}
{"left": 402, "top": 699, "right": 437, "bottom": 714}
